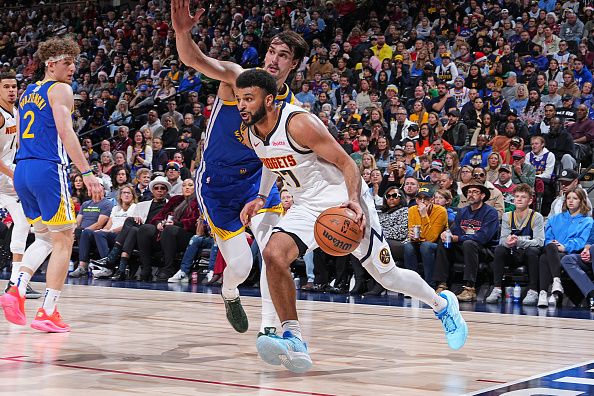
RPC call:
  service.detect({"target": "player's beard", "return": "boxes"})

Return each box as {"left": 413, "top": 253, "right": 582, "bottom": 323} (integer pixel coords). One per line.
{"left": 244, "top": 103, "right": 267, "bottom": 126}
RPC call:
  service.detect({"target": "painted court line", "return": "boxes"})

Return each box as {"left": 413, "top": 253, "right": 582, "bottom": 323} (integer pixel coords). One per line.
{"left": 464, "top": 358, "right": 594, "bottom": 395}
{"left": 0, "top": 356, "right": 337, "bottom": 396}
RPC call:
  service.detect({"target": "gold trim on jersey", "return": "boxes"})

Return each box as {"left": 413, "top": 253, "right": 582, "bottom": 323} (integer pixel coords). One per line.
{"left": 27, "top": 216, "right": 42, "bottom": 225}
{"left": 43, "top": 197, "right": 76, "bottom": 225}
{"left": 203, "top": 210, "right": 246, "bottom": 241}
{"left": 258, "top": 203, "right": 284, "bottom": 215}
{"left": 46, "top": 81, "right": 61, "bottom": 94}
{"left": 222, "top": 99, "right": 238, "bottom": 106}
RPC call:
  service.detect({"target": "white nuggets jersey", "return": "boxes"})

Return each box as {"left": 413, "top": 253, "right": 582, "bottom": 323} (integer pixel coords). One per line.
{"left": 0, "top": 105, "right": 18, "bottom": 194}
{"left": 247, "top": 102, "right": 347, "bottom": 212}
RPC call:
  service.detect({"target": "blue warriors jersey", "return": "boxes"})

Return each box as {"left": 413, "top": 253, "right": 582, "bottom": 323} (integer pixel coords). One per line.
{"left": 201, "top": 84, "right": 296, "bottom": 175}
{"left": 16, "top": 80, "right": 68, "bottom": 164}
{"left": 14, "top": 79, "right": 76, "bottom": 225}
{"left": 196, "top": 84, "right": 295, "bottom": 240}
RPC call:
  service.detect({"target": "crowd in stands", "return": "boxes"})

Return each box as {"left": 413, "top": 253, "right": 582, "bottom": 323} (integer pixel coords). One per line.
{"left": 2, "top": 0, "right": 594, "bottom": 310}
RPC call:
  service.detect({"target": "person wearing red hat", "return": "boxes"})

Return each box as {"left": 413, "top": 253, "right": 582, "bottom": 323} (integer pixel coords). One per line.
{"left": 510, "top": 150, "right": 536, "bottom": 187}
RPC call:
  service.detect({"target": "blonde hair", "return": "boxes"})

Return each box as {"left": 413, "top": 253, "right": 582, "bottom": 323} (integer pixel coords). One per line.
{"left": 37, "top": 36, "right": 80, "bottom": 64}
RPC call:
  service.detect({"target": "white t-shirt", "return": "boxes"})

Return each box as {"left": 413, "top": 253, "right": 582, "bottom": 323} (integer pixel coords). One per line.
{"left": 107, "top": 203, "right": 137, "bottom": 231}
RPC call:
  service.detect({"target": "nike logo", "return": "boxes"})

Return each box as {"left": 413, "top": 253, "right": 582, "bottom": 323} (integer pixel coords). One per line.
{"left": 254, "top": 142, "right": 261, "bottom": 147}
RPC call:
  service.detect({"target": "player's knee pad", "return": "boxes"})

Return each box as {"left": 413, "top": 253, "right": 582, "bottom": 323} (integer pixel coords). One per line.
{"left": 218, "top": 235, "right": 253, "bottom": 280}
{"left": 20, "top": 225, "right": 53, "bottom": 273}
{"left": 9, "top": 220, "right": 29, "bottom": 255}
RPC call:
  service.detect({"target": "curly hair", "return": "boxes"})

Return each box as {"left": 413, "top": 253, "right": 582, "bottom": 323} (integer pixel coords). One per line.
{"left": 36, "top": 36, "right": 80, "bottom": 64}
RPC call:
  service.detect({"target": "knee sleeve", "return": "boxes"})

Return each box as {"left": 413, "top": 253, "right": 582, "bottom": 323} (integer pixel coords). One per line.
{"left": 250, "top": 212, "right": 281, "bottom": 251}
{"left": 20, "top": 223, "right": 53, "bottom": 273}
{"left": 5, "top": 201, "right": 29, "bottom": 255}
{"left": 218, "top": 234, "right": 254, "bottom": 290}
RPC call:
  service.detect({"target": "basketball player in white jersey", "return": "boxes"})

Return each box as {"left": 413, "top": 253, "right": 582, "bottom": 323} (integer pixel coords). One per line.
{"left": 237, "top": 69, "right": 468, "bottom": 373}
{"left": 172, "top": 0, "right": 307, "bottom": 335}
{"left": 0, "top": 73, "right": 45, "bottom": 299}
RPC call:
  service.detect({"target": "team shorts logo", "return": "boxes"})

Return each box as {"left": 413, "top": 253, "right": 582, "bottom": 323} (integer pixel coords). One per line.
{"left": 379, "top": 248, "right": 391, "bottom": 266}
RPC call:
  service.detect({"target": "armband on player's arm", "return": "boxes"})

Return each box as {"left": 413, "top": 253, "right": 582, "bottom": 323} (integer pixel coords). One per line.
{"left": 257, "top": 166, "right": 277, "bottom": 202}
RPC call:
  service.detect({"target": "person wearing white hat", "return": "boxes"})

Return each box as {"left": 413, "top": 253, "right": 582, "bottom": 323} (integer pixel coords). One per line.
{"left": 90, "top": 176, "right": 170, "bottom": 280}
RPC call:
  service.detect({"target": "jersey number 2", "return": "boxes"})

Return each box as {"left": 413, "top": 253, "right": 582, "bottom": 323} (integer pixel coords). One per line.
{"left": 22, "top": 111, "right": 35, "bottom": 139}
{"left": 273, "top": 169, "right": 301, "bottom": 188}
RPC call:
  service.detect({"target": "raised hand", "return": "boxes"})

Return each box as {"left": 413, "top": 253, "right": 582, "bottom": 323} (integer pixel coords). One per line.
{"left": 171, "top": 0, "right": 204, "bottom": 34}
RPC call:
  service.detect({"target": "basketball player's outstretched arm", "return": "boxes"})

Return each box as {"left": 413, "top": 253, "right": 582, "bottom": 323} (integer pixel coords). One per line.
{"left": 50, "top": 83, "right": 102, "bottom": 200}
{"left": 172, "top": 0, "right": 244, "bottom": 85}
{"left": 291, "top": 113, "right": 366, "bottom": 230}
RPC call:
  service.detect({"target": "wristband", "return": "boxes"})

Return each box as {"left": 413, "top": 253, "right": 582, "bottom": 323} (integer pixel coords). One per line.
{"left": 81, "top": 170, "right": 93, "bottom": 177}
{"left": 256, "top": 194, "right": 268, "bottom": 201}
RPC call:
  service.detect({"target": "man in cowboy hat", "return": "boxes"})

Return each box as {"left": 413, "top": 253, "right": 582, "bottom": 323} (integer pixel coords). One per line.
{"left": 433, "top": 182, "right": 499, "bottom": 302}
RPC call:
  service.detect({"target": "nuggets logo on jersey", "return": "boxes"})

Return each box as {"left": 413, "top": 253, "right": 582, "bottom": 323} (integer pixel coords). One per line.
{"left": 261, "top": 155, "right": 297, "bottom": 170}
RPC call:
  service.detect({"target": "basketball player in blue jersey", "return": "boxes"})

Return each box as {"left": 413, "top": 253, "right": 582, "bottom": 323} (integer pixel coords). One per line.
{"left": 1, "top": 37, "right": 102, "bottom": 333}
{"left": 0, "top": 73, "right": 43, "bottom": 300}
{"left": 172, "top": 0, "right": 308, "bottom": 334}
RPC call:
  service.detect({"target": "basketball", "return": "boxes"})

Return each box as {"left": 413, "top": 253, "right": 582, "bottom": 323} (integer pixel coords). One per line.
{"left": 314, "top": 207, "right": 364, "bottom": 256}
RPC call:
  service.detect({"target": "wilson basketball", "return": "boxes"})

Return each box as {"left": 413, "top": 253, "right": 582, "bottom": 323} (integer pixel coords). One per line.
{"left": 314, "top": 207, "right": 364, "bottom": 256}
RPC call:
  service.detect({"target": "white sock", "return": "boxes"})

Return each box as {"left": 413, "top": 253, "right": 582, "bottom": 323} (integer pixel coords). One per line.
{"left": 16, "top": 271, "right": 31, "bottom": 297}
{"left": 432, "top": 294, "right": 448, "bottom": 313}
{"left": 281, "top": 320, "right": 303, "bottom": 341}
{"left": 42, "top": 288, "right": 61, "bottom": 315}
{"left": 9, "top": 262, "right": 21, "bottom": 284}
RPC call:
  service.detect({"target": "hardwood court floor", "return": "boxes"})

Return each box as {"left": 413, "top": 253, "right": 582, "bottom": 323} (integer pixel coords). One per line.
{"left": 0, "top": 283, "right": 593, "bottom": 395}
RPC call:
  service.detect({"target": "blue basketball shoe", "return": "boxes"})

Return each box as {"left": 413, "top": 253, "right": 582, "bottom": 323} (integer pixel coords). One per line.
{"left": 256, "top": 328, "right": 313, "bottom": 373}
{"left": 436, "top": 290, "right": 468, "bottom": 350}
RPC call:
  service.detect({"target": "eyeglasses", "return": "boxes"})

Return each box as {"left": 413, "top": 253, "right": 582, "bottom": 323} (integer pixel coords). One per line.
{"left": 473, "top": 173, "right": 485, "bottom": 178}
{"left": 386, "top": 193, "right": 400, "bottom": 199}
{"left": 153, "top": 186, "right": 167, "bottom": 191}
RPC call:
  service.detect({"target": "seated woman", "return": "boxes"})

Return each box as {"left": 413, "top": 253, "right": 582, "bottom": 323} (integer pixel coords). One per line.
{"left": 107, "top": 166, "right": 132, "bottom": 199}
{"left": 561, "top": 222, "right": 594, "bottom": 311}
{"left": 91, "top": 185, "right": 138, "bottom": 278}
{"left": 99, "top": 151, "right": 115, "bottom": 177}
{"left": 136, "top": 178, "right": 200, "bottom": 281}
{"left": 70, "top": 172, "right": 89, "bottom": 214}
{"left": 90, "top": 177, "right": 170, "bottom": 280}
{"left": 127, "top": 130, "right": 153, "bottom": 179}
{"left": 539, "top": 188, "right": 593, "bottom": 308}
{"left": 134, "top": 168, "right": 153, "bottom": 202}
{"left": 366, "top": 186, "right": 409, "bottom": 295}
{"left": 69, "top": 180, "right": 114, "bottom": 278}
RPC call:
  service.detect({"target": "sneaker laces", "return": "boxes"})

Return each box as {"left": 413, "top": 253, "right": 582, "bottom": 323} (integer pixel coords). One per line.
{"left": 440, "top": 313, "right": 458, "bottom": 334}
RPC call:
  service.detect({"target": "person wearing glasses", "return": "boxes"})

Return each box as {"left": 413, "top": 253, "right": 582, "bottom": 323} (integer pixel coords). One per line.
{"left": 459, "top": 167, "right": 505, "bottom": 219}
{"left": 404, "top": 186, "right": 448, "bottom": 287}
{"left": 90, "top": 176, "right": 170, "bottom": 280}
{"left": 433, "top": 182, "right": 499, "bottom": 302}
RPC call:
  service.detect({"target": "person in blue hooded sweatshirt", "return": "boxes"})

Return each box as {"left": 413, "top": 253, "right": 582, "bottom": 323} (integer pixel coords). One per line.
{"left": 538, "top": 187, "right": 593, "bottom": 308}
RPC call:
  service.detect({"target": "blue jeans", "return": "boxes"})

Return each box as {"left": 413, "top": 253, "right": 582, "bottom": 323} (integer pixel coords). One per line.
{"left": 561, "top": 246, "right": 594, "bottom": 298}
{"left": 303, "top": 251, "right": 314, "bottom": 282}
{"left": 93, "top": 230, "right": 118, "bottom": 258}
{"left": 251, "top": 240, "right": 262, "bottom": 270}
{"left": 179, "top": 235, "right": 214, "bottom": 274}
{"left": 403, "top": 241, "right": 437, "bottom": 286}
{"left": 78, "top": 228, "right": 96, "bottom": 262}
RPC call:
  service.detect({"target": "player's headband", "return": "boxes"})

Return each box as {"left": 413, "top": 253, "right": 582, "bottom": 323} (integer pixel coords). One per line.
{"left": 45, "top": 54, "right": 74, "bottom": 66}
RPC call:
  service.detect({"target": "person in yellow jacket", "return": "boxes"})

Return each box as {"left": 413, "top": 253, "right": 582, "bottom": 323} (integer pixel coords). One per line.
{"left": 403, "top": 186, "right": 448, "bottom": 287}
